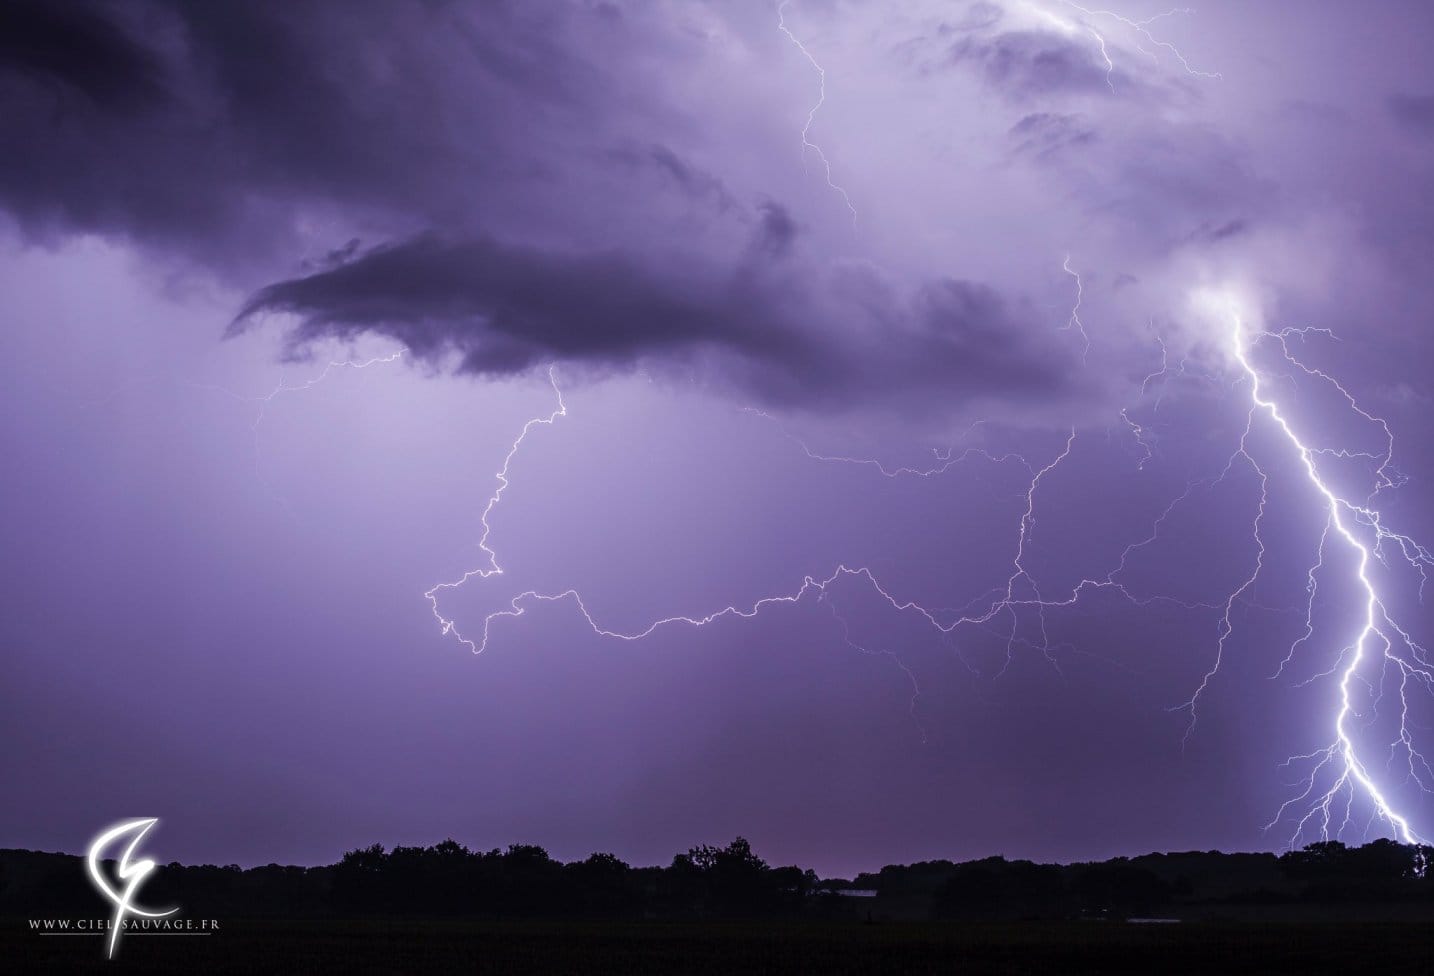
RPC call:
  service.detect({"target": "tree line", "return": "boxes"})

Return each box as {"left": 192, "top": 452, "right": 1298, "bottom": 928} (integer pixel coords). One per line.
{"left": 3, "top": 837, "right": 1433, "bottom": 921}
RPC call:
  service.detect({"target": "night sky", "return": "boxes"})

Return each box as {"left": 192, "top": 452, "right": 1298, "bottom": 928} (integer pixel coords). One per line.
{"left": 3, "top": 0, "right": 1434, "bottom": 878}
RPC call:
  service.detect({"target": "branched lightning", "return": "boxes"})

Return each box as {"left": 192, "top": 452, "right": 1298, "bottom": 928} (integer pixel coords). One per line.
{"left": 426, "top": 375, "right": 1219, "bottom": 693}
{"left": 1175, "top": 409, "right": 1270, "bottom": 745}
{"left": 1087, "top": 26, "right": 1117, "bottom": 92}
{"left": 250, "top": 350, "right": 406, "bottom": 430}
{"left": 742, "top": 406, "right": 1037, "bottom": 480}
{"left": 1139, "top": 333, "right": 1169, "bottom": 399}
{"left": 821, "top": 593, "right": 927, "bottom": 743}
{"left": 424, "top": 348, "right": 1242, "bottom": 731}
{"left": 1058, "top": 2, "right": 1222, "bottom": 82}
{"left": 423, "top": 369, "right": 1086, "bottom": 671}
{"left": 1062, "top": 255, "right": 1091, "bottom": 361}
{"left": 195, "top": 349, "right": 406, "bottom": 517}
{"left": 1196, "top": 312, "right": 1433, "bottom": 846}
{"left": 1271, "top": 515, "right": 1331, "bottom": 681}
{"left": 423, "top": 366, "right": 567, "bottom": 653}
{"left": 776, "top": 0, "right": 857, "bottom": 221}
{"left": 1116, "top": 408, "right": 1154, "bottom": 469}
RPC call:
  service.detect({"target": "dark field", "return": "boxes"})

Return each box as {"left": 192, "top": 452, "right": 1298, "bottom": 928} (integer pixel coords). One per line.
{"left": 5, "top": 917, "right": 1432, "bottom": 975}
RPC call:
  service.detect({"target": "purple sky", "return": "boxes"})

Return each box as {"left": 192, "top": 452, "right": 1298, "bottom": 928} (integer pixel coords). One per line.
{"left": 3, "top": 0, "right": 1434, "bottom": 877}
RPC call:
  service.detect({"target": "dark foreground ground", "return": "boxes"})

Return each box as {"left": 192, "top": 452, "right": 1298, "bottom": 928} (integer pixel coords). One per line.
{"left": 4, "top": 917, "right": 1431, "bottom": 975}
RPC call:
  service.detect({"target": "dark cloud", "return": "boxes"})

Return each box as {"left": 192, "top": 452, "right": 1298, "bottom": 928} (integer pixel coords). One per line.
{"left": 902, "top": 278, "right": 1072, "bottom": 391}
{"left": 0, "top": 0, "right": 1081, "bottom": 413}
{"left": 1184, "top": 218, "right": 1250, "bottom": 245}
{"left": 611, "top": 144, "right": 740, "bottom": 214}
{"left": 950, "top": 30, "right": 1125, "bottom": 99}
{"left": 235, "top": 230, "right": 1075, "bottom": 410}
{"left": 1008, "top": 112, "right": 1097, "bottom": 160}
{"left": 0, "top": 0, "right": 166, "bottom": 111}
{"left": 1048, "top": 123, "right": 1267, "bottom": 257}
{"left": 0, "top": 0, "right": 614, "bottom": 260}
{"left": 751, "top": 202, "right": 798, "bottom": 258}
{"left": 234, "top": 231, "right": 811, "bottom": 378}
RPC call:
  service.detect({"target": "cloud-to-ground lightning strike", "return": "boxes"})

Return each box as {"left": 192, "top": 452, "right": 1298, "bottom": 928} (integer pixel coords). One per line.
{"left": 776, "top": 1, "right": 857, "bottom": 222}
{"left": 1188, "top": 303, "right": 1434, "bottom": 846}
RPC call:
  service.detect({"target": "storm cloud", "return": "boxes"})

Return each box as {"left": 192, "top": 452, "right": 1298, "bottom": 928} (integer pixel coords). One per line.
{"left": 236, "top": 228, "right": 1074, "bottom": 408}
{"left": 0, "top": 0, "right": 1428, "bottom": 417}
{"left": 0, "top": 0, "right": 1108, "bottom": 413}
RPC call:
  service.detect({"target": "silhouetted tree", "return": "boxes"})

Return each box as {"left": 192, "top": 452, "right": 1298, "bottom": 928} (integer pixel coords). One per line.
{"left": 1071, "top": 858, "right": 1171, "bottom": 917}
{"left": 565, "top": 852, "right": 641, "bottom": 916}
{"left": 9, "top": 836, "right": 1434, "bottom": 924}
{"left": 933, "top": 858, "right": 1068, "bottom": 920}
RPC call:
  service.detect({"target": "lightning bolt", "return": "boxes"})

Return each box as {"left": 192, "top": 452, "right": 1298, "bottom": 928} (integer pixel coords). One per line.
{"left": 424, "top": 366, "right": 1098, "bottom": 700}
{"left": 1058, "top": 2, "right": 1222, "bottom": 82}
{"left": 1115, "top": 408, "right": 1153, "bottom": 469}
{"left": 1190, "top": 307, "right": 1432, "bottom": 846}
{"left": 1175, "top": 413, "right": 1270, "bottom": 746}
{"left": 822, "top": 592, "right": 927, "bottom": 743}
{"left": 424, "top": 366, "right": 567, "bottom": 653}
{"left": 425, "top": 368, "right": 1227, "bottom": 705}
{"left": 191, "top": 349, "right": 406, "bottom": 518}
{"left": 1271, "top": 515, "right": 1330, "bottom": 681}
{"left": 1087, "top": 26, "right": 1117, "bottom": 92}
{"left": 1061, "top": 255, "right": 1092, "bottom": 362}
{"left": 424, "top": 347, "right": 1249, "bottom": 746}
{"left": 776, "top": 0, "right": 857, "bottom": 221}
{"left": 742, "top": 406, "right": 1037, "bottom": 481}
{"left": 250, "top": 351, "right": 407, "bottom": 421}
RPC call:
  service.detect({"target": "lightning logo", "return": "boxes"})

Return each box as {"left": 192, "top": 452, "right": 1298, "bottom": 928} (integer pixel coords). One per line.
{"left": 86, "top": 818, "right": 178, "bottom": 960}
